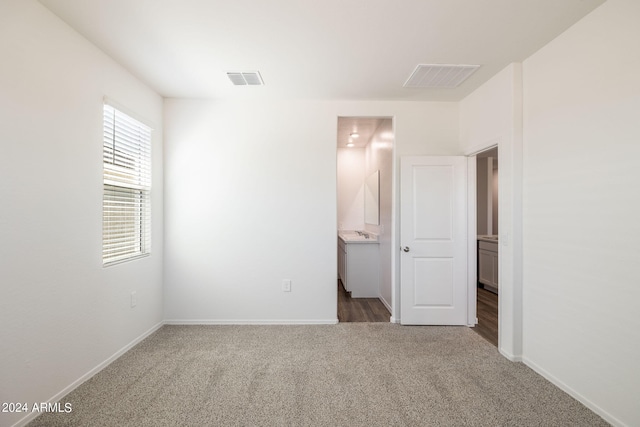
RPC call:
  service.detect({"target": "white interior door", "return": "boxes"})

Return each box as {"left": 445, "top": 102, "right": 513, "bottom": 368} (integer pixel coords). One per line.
{"left": 400, "top": 156, "right": 468, "bottom": 325}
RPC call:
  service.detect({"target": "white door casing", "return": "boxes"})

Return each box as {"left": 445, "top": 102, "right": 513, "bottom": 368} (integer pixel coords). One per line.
{"left": 400, "top": 156, "right": 468, "bottom": 325}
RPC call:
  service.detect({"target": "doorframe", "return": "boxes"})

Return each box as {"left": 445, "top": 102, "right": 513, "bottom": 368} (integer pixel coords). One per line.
{"left": 466, "top": 144, "right": 498, "bottom": 329}
{"left": 335, "top": 115, "right": 397, "bottom": 321}
{"left": 466, "top": 142, "right": 499, "bottom": 327}
{"left": 466, "top": 155, "right": 478, "bottom": 327}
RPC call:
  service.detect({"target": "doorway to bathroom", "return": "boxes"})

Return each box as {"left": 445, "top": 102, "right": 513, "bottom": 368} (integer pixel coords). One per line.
{"left": 336, "top": 117, "right": 394, "bottom": 322}
{"left": 473, "top": 147, "right": 499, "bottom": 346}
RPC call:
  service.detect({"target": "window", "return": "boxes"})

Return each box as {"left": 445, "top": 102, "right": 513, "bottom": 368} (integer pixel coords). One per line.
{"left": 102, "top": 102, "right": 152, "bottom": 265}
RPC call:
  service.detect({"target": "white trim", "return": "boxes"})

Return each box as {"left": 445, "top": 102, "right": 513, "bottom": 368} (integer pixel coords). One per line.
{"left": 379, "top": 295, "right": 393, "bottom": 315}
{"left": 467, "top": 156, "right": 477, "bottom": 326}
{"left": 464, "top": 138, "right": 500, "bottom": 157}
{"left": 103, "top": 96, "right": 155, "bottom": 130}
{"left": 164, "top": 319, "right": 339, "bottom": 325}
{"left": 389, "top": 116, "right": 398, "bottom": 324}
{"left": 390, "top": 316, "right": 400, "bottom": 323}
{"left": 465, "top": 137, "right": 504, "bottom": 342}
{"left": 499, "top": 348, "right": 522, "bottom": 362}
{"left": 102, "top": 253, "right": 150, "bottom": 268}
{"left": 12, "top": 322, "right": 163, "bottom": 427}
{"left": 523, "top": 357, "right": 624, "bottom": 427}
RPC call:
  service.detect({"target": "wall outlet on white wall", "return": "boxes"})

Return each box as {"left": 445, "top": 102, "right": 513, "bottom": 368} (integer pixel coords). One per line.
{"left": 130, "top": 291, "right": 137, "bottom": 308}
{"left": 282, "top": 280, "right": 292, "bottom": 292}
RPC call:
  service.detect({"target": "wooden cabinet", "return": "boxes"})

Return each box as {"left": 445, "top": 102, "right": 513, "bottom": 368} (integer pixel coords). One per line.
{"left": 478, "top": 240, "right": 498, "bottom": 293}
{"left": 338, "top": 237, "right": 379, "bottom": 298}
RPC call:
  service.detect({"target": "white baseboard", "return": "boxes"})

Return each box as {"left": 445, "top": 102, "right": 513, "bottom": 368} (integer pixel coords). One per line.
{"left": 522, "top": 357, "right": 625, "bottom": 427}
{"left": 390, "top": 316, "right": 400, "bottom": 323}
{"left": 499, "top": 347, "right": 523, "bottom": 362}
{"left": 12, "top": 321, "right": 163, "bottom": 427}
{"left": 164, "top": 319, "right": 339, "bottom": 325}
{"left": 379, "top": 296, "right": 392, "bottom": 315}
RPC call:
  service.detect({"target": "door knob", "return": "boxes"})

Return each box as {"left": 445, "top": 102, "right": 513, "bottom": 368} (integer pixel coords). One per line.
{"left": 403, "top": 246, "right": 410, "bottom": 252}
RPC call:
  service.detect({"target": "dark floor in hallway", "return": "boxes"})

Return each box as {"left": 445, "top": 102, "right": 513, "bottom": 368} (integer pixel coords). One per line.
{"left": 337, "top": 279, "right": 496, "bottom": 341}
{"left": 473, "top": 286, "right": 498, "bottom": 347}
{"left": 337, "top": 280, "right": 390, "bottom": 322}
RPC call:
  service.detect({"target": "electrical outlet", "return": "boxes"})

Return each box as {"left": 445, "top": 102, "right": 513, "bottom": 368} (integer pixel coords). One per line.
{"left": 131, "top": 291, "right": 137, "bottom": 308}
{"left": 282, "top": 280, "right": 292, "bottom": 292}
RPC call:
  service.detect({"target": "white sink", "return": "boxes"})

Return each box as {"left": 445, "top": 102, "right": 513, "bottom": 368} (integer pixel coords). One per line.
{"left": 339, "top": 231, "right": 377, "bottom": 242}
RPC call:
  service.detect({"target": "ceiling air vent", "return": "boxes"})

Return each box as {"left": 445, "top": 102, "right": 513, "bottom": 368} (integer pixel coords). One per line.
{"left": 227, "top": 71, "right": 264, "bottom": 86}
{"left": 403, "top": 64, "right": 480, "bottom": 88}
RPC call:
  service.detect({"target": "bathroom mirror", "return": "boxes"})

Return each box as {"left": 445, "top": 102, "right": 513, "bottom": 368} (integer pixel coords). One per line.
{"left": 364, "top": 170, "right": 380, "bottom": 225}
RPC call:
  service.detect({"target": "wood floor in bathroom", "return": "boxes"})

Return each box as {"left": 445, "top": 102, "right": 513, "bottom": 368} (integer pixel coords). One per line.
{"left": 337, "top": 280, "right": 390, "bottom": 322}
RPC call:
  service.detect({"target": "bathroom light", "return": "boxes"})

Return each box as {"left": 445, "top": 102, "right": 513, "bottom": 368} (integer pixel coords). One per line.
{"left": 346, "top": 143, "right": 355, "bottom": 147}
{"left": 350, "top": 132, "right": 359, "bottom": 138}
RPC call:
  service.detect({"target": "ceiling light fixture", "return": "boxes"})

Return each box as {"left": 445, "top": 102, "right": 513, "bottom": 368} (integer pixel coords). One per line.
{"left": 346, "top": 143, "right": 355, "bottom": 147}
{"left": 350, "top": 132, "right": 359, "bottom": 138}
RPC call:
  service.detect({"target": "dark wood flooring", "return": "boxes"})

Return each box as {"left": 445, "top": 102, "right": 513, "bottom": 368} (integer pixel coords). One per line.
{"left": 337, "top": 280, "right": 496, "bottom": 342}
{"left": 337, "top": 280, "right": 390, "bottom": 322}
{"left": 473, "top": 286, "right": 498, "bottom": 347}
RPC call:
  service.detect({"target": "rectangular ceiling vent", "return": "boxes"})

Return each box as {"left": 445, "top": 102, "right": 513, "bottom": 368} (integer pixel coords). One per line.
{"left": 227, "top": 71, "right": 264, "bottom": 86}
{"left": 403, "top": 64, "right": 480, "bottom": 88}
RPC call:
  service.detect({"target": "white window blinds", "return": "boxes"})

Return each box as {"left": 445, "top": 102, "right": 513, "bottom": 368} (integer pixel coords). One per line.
{"left": 103, "top": 103, "right": 152, "bottom": 265}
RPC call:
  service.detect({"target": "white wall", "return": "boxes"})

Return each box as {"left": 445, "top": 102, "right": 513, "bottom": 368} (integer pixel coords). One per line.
{"left": 459, "top": 63, "right": 524, "bottom": 359}
{"left": 364, "top": 119, "right": 394, "bottom": 309}
{"left": 522, "top": 0, "right": 640, "bottom": 425}
{"left": 337, "top": 147, "right": 365, "bottom": 231}
{"left": 0, "top": 2, "right": 164, "bottom": 426}
{"left": 3, "top": 0, "right": 635, "bottom": 425}
{"left": 163, "top": 100, "right": 458, "bottom": 322}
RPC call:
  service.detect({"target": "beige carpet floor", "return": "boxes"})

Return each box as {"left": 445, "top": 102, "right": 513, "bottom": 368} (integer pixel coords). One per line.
{"left": 29, "top": 324, "right": 608, "bottom": 426}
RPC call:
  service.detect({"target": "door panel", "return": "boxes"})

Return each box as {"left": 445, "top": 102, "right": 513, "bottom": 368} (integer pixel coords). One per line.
{"left": 413, "top": 258, "right": 454, "bottom": 306}
{"left": 401, "top": 156, "right": 467, "bottom": 325}
{"left": 413, "top": 166, "right": 453, "bottom": 240}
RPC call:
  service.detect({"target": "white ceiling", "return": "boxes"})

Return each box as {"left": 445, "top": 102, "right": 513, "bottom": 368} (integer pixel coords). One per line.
{"left": 39, "top": 0, "right": 604, "bottom": 101}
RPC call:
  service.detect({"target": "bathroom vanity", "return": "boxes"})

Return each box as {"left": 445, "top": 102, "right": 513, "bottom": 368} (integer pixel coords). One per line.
{"left": 478, "top": 235, "right": 498, "bottom": 293}
{"left": 338, "top": 231, "right": 379, "bottom": 298}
